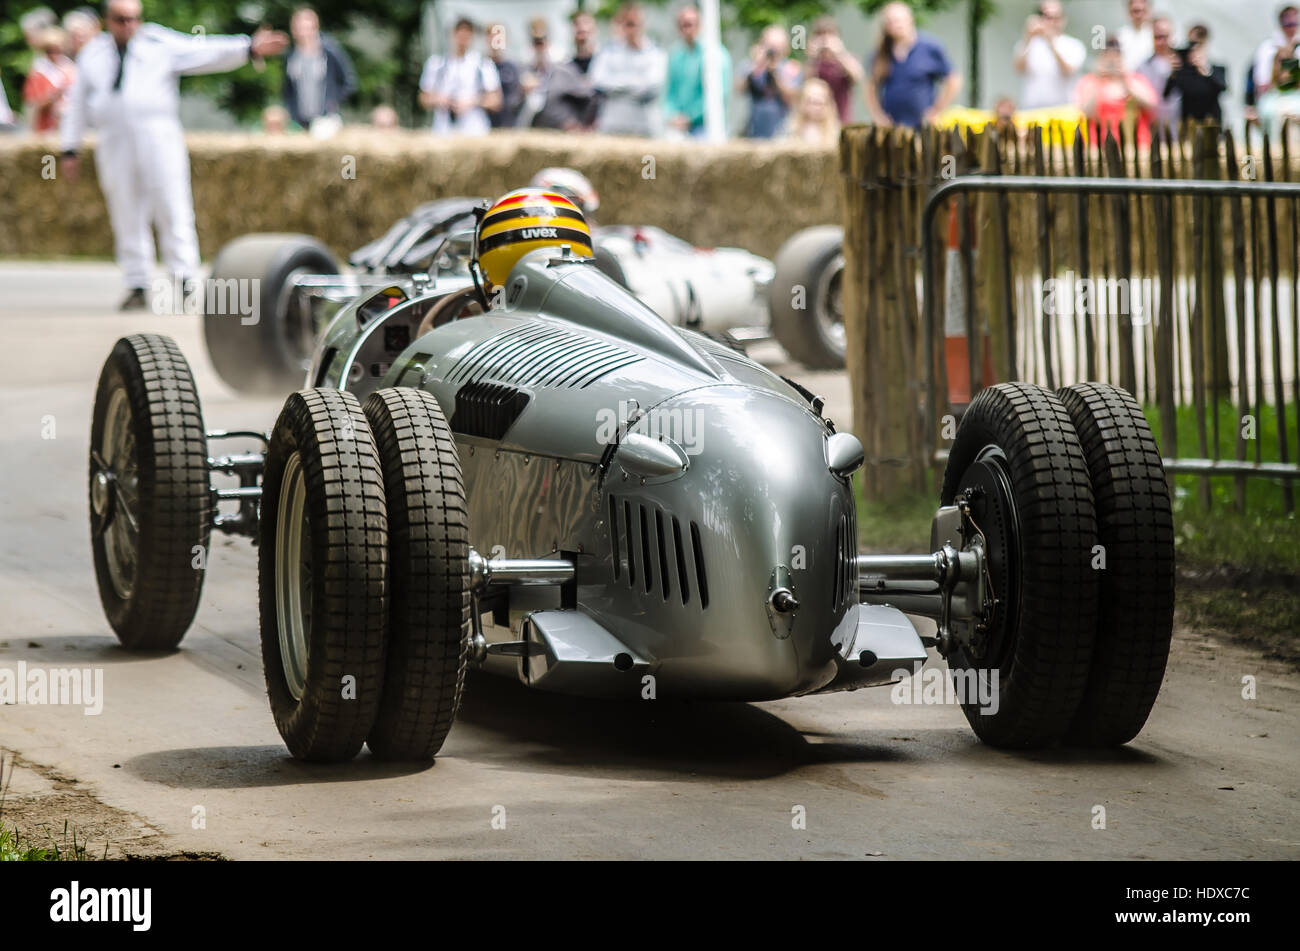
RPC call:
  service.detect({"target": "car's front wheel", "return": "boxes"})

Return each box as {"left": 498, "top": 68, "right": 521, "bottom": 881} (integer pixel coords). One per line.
{"left": 940, "top": 383, "right": 1100, "bottom": 748}
{"left": 258, "top": 388, "right": 388, "bottom": 761}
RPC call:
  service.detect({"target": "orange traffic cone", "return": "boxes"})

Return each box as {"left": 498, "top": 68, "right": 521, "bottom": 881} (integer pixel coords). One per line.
{"left": 942, "top": 203, "right": 995, "bottom": 408}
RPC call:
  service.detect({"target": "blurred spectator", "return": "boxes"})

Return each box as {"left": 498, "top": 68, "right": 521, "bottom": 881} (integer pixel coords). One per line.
{"left": 807, "top": 16, "right": 863, "bottom": 125}
{"left": 262, "top": 104, "right": 289, "bottom": 134}
{"left": 1119, "top": 0, "right": 1154, "bottom": 73}
{"left": 664, "top": 4, "right": 731, "bottom": 138}
{"left": 865, "top": 2, "right": 960, "bottom": 129}
{"left": 591, "top": 3, "right": 666, "bottom": 136}
{"left": 1136, "top": 16, "right": 1180, "bottom": 130}
{"left": 20, "top": 7, "right": 57, "bottom": 49}
{"left": 518, "top": 19, "right": 555, "bottom": 126}
{"left": 569, "top": 13, "right": 598, "bottom": 74}
{"left": 62, "top": 8, "right": 101, "bottom": 57}
{"left": 370, "top": 104, "right": 399, "bottom": 130}
{"left": 1013, "top": 1, "right": 1085, "bottom": 110}
{"left": 994, "top": 96, "right": 1017, "bottom": 130}
{"left": 787, "top": 76, "right": 839, "bottom": 147}
{"left": 1258, "top": 7, "right": 1300, "bottom": 134}
{"left": 23, "top": 26, "right": 75, "bottom": 134}
{"left": 740, "top": 24, "right": 801, "bottom": 138}
{"left": 1166, "top": 26, "right": 1226, "bottom": 124}
{"left": 486, "top": 23, "right": 524, "bottom": 128}
{"left": 419, "top": 18, "right": 502, "bottom": 136}
{"left": 283, "top": 7, "right": 356, "bottom": 131}
{"left": 1075, "top": 34, "right": 1158, "bottom": 147}
{"left": 532, "top": 13, "right": 600, "bottom": 131}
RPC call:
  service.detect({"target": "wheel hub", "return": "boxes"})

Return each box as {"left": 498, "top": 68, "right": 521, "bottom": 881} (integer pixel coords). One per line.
{"left": 952, "top": 446, "right": 1020, "bottom": 666}
{"left": 92, "top": 468, "right": 116, "bottom": 520}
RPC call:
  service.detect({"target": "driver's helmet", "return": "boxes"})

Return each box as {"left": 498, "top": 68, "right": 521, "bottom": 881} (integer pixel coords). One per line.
{"left": 475, "top": 187, "right": 594, "bottom": 286}
{"left": 528, "top": 167, "right": 600, "bottom": 216}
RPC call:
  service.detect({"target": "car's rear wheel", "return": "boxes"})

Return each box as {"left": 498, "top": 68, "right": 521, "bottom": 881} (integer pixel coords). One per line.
{"left": 1058, "top": 383, "right": 1174, "bottom": 746}
{"left": 204, "top": 234, "right": 340, "bottom": 394}
{"left": 363, "top": 388, "right": 470, "bottom": 761}
{"left": 769, "top": 225, "right": 847, "bottom": 370}
{"left": 89, "top": 335, "right": 211, "bottom": 650}
{"left": 940, "top": 383, "right": 1099, "bottom": 748}
{"left": 259, "top": 389, "right": 388, "bottom": 761}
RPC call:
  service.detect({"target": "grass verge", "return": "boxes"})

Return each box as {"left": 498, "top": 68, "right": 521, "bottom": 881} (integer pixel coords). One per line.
{"left": 0, "top": 753, "right": 101, "bottom": 861}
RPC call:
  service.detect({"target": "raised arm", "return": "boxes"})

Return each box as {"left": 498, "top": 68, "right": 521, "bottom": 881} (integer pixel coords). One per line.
{"left": 165, "top": 25, "right": 287, "bottom": 76}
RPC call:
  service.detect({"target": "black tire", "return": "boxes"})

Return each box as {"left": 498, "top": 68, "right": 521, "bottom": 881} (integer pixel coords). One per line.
{"left": 89, "top": 335, "right": 211, "bottom": 650}
{"left": 258, "top": 389, "right": 388, "bottom": 762}
{"left": 769, "top": 225, "right": 846, "bottom": 370}
{"left": 1058, "top": 383, "right": 1175, "bottom": 746}
{"left": 363, "top": 388, "right": 470, "bottom": 761}
{"left": 940, "top": 383, "right": 1099, "bottom": 748}
{"left": 204, "top": 234, "right": 340, "bottom": 394}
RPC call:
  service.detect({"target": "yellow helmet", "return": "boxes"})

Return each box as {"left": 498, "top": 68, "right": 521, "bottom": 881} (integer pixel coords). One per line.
{"left": 475, "top": 187, "right": 594, "bottom": 286}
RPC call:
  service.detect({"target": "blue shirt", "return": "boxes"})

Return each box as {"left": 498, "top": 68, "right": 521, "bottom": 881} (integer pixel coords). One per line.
{"left": 871, "top": 33, "right": 952, "bottom": 128}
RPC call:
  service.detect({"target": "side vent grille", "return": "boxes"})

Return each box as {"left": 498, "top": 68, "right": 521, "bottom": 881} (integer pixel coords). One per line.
{"left": 447, "top": 323, "right": 642, "bottom": 389}
{"left": 610, "top": 498, "right": 707, "bottom": 608}
{"left": 833, "top": 507, "right": 857, "bottom": 608}
{"left": 449, "top": 381, "right": 530, "bottom": 440}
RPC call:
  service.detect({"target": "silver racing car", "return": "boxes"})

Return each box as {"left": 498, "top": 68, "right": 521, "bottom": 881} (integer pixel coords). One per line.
{"left": 88, "top": 223, "right": 1174, "bottom": 761}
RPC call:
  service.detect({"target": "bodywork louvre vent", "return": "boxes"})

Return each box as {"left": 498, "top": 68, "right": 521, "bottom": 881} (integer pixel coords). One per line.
{"left": 655, "top": 508, "right": 671, "bottom": 602}
{"left": 610, "top": 499, "right": 701, "bottom": 607}
{"left": 639, "top": 504, "right": 653, "bottom": 594}
{"left": 672, "top": 515, "right": 690, "bottom": 605}
{"left": 609, "top": 495, "right": 621, "bottom": 581}
{"left": 833, "top": 508, "right": 856, "bottom": 608}
{"left": 623, "top": 499, "right": 636, "bottom": 588}
{"left": 449, "top": 381, "right": 530, "bottom": 440}
{"left": 690, "top": 521, "right": 709, "bottom": 609}
{"left": 447, "top": 323, "right": 643, "bottom": 389}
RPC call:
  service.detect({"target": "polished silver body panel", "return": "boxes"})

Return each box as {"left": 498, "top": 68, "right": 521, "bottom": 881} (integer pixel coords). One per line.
{"left": 309, "top": 250, "right": 925, "bottom": 701}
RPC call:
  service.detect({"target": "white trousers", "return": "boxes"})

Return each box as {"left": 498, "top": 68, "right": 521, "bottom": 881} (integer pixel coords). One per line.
{"left": 94, "top": 118, "right": 200, "bottom": 290}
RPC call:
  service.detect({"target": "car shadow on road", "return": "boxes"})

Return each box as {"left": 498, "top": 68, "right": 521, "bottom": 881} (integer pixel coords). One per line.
{"left": 0, "top": 634, "right": 178, "bottom": 664}
{"left": 450, "top": 671, "right": 912, "bottom": 782}
{"left": 123, "top": 745, "right": 437, "bottom": 788}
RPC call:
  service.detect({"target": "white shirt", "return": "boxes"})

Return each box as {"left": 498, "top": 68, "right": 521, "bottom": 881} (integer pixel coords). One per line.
{"left": 1118, "top": 22, "right": 1154, "bottom": 74}
{"left": 590, "top": 39, "right": 667, "bottom": 136}
{"left": 60, "top": 25, "right": 251, "bottom": 151}
{"left": 419, "top": 49, "right": 500, "bottom": 136}
{"left": 1016, "top": 33, "right": 1087, "bottom": 110}
{"left": 1254, "top": 30, "right": 1295, "bottom": 93}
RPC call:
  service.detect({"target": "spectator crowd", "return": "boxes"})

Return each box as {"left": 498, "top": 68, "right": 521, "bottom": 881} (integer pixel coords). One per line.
{"left": 2, "top": 1, "right": 1298, "bottom": 145}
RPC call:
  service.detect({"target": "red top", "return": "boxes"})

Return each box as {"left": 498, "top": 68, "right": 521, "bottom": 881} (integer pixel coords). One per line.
{"left": 23, "top": 55, "right": 75, "bottom": 134}
{"left": 1075, "top": 71, "right": 1158, "bottom": 148}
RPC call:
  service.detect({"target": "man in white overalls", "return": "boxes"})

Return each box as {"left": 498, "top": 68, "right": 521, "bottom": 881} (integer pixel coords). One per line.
{"left": 60, "top": 0, "right": 287, "bottom": 309}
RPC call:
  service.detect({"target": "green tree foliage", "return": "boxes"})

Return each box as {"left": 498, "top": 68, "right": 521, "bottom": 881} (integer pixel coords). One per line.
{"left": 1, "top": 0, "right": 426, "bottom": 126}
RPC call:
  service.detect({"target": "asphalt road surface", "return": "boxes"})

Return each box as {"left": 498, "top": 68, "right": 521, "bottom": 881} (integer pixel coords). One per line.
{"left": 1, "top": 262, "right": 1296, "bottom": 860}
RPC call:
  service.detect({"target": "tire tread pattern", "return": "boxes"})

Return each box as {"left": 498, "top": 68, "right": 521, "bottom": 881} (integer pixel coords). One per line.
{"left": 363, "top": 388, "right": 470, "bottom": 761}
{"left": 1058, "top": 383, "right": 1175, "bottom": 746}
